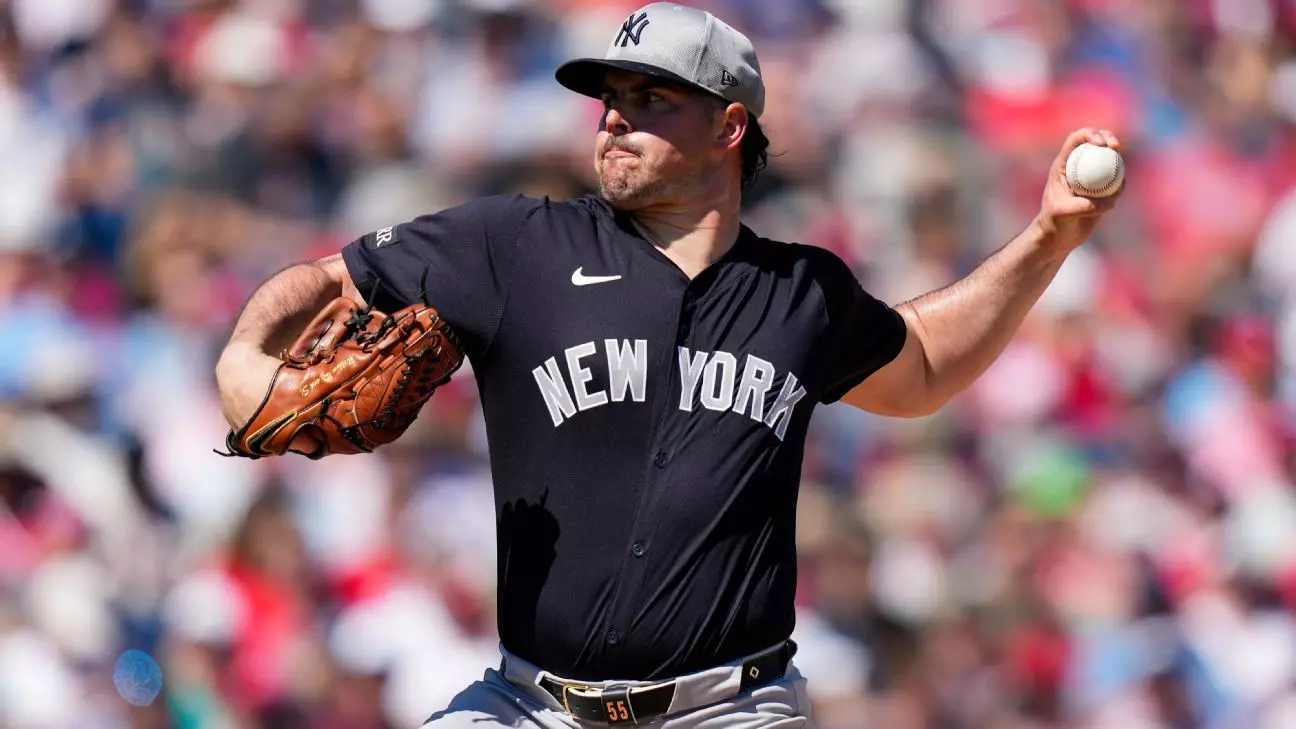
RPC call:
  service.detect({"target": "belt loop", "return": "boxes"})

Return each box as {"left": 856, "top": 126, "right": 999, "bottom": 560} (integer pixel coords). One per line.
{"left": 601, "top": 686, "right": 634, "bottom": 724}
{"left": 534, "top": 670, "right": 558, "bottom": 706}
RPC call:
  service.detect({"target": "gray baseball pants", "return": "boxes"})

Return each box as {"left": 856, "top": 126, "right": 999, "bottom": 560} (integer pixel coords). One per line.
{"left": 421, "top": 645, "right": 816, "bottom": 728}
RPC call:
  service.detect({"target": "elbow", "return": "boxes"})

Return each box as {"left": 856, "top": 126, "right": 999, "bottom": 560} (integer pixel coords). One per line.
{"left": 892, "top": 394, "right": 946, "bottom": 419}
{"left": 898, "top": 349, "right": 947, "bottom": 417}
{"left": 214, "top": 344, "right": 245, "bottom": 397}
{"left": 849, "top": 388, "right": 946, "bottom": 419}
{"left": 903, "top": 365, "right": 984, "bottom": 417}
{"left": 894, "top": 358, "right": 955, "bottom": 417}
{"left": 895, "top": 310, "right": 946, "bottom": 417}
{"left": 902, "top": 404, "right": 942, "bottom": 419}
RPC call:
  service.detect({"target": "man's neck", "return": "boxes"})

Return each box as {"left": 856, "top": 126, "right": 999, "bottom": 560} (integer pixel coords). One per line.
{"left": 628, "top": 199, "right": 742, "bottom": 280}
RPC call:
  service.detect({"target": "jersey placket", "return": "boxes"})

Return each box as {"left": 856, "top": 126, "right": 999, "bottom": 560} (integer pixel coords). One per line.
{"left": 596, "top": 266, "right": 715, "bottom": 663}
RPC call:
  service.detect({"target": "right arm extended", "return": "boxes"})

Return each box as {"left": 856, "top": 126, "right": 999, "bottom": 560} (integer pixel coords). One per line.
{"left": 215, "top": 253, "right": 362, "bottom": 429}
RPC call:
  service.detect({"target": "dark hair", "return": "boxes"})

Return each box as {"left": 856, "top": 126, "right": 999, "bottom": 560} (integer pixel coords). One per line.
{"left": 740, "top": 118, "right": 770, "bottom": 192}
{"left": 700, "top": 93, "right": 769, "bottom": 192}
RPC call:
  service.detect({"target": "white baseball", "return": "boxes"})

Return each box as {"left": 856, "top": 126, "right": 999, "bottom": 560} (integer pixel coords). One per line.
{"left": 1065, "top": 142, "right": 1124, "bottom": 198}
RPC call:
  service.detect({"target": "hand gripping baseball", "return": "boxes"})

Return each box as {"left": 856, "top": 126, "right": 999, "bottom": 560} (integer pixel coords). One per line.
{"left": 217, "top": 297, "right": 465, "bottom": 459}
{"left": 1036, "top": 127, "right": 1124, "bottom": 252}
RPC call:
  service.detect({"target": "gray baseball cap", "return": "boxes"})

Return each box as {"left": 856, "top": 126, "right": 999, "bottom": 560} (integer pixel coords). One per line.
{"left": 555, "top": 2, "right": 765, "bottom": 118}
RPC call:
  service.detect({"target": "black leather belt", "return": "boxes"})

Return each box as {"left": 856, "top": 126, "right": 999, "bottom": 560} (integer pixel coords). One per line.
{"left": 534, "top": 641, "right": 795, "bottom": 725}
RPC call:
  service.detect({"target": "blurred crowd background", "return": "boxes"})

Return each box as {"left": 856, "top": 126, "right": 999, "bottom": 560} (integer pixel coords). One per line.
{"left": 1, "top": 0, "right": 1295, "bottom": 727}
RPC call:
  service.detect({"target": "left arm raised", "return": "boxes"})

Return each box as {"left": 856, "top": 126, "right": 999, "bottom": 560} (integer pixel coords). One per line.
{"left": 843, "top": 128, "right": 1122, "bottom": 417}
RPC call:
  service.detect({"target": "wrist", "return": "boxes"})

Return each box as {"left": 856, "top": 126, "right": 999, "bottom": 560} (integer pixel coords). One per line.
{"left": 1023, "top": 215, "right": 1074, "bottom": 263}
{"left": 217, "top": 340, "right": 265, "bottom": 380}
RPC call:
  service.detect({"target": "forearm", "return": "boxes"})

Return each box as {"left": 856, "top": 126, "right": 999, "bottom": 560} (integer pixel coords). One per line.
{"left": 215, "top": 253, "right": 361, "bottom": 429}
{"left": 224, "top": 261, "right": 341, "bottom": 357}
{"left": 845, "top": 128, "right": 1121, "bottom": 418}
{"left": 900, "top": 217, "right": 1068, "bottom": 404}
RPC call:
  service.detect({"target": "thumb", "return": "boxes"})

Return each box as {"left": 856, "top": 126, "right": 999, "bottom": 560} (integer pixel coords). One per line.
{"left": 1052, "top": 128, "right": 1098, "bottom": 174}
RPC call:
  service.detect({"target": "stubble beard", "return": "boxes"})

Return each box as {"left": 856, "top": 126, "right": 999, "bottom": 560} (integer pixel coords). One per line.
{"left": 598, "top": 160, "right": 713, "bottom": 211}
{"left": 599, "top": 167, "right": 668, "bottom": 210}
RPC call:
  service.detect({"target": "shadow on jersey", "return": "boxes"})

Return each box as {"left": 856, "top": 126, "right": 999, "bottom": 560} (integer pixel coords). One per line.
{"left": 496, "top": 489, "right": 560, "bottom": 651}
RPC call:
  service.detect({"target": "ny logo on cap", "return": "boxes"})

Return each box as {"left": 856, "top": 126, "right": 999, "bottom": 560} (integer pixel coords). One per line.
{"left": 615, "top": 12, "right": 650, "bottom": 47}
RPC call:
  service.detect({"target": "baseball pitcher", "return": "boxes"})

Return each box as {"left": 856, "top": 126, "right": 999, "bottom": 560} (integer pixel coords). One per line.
{"left": 214, "top": 3, "right": 1121, "bottom": 727}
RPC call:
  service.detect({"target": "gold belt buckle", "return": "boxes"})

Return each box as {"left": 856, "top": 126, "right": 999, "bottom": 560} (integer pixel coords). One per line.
{"left": 561, "top": 684, "right": 597, "bottom": 717}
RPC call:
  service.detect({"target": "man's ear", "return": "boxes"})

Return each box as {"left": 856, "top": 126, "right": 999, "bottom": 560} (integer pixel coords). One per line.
{"left": 717, "top": 103, "right": 748, "bottom": 152}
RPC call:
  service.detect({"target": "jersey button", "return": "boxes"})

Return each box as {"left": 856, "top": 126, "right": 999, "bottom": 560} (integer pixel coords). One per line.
{"left": 631, "top": 541, "right": 646, "bottom": 558}
{"left": 653, "top": 452, "right": 670, "bottom": 468}
{"left": 607, "top": 630, "right": 621, "bottom": 646}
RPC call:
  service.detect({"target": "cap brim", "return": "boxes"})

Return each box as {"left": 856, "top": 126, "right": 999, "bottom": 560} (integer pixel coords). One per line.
{"left": 555, "top": 58, "right": 716, "bottom": 102}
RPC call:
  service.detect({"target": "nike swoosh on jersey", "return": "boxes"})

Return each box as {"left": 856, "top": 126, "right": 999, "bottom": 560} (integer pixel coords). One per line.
{"left": 571, "top": 267, "right": 623, "bottom": 286}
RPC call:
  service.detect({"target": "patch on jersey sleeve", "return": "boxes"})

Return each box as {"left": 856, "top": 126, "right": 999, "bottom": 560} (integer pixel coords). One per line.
{"left": 365, "top": 225, "right": 403, "bottom": 250}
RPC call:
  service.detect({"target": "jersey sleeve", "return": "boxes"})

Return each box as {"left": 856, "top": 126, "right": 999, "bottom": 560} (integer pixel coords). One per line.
{"left": 340, "top": 194, "right": 542, "bottom": 358}
{"left": 813, "top": 249, "right": 909, "bottom": 404}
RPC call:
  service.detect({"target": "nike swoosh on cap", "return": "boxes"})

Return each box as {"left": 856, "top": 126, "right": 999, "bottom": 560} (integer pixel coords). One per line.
{"left": 571, "top": 267, "right": 623, "bottom": 286}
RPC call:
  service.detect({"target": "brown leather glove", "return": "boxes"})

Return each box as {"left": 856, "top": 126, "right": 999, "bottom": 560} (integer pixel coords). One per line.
{"left": 218, "top": 297, "right": 464, "bottom": 459}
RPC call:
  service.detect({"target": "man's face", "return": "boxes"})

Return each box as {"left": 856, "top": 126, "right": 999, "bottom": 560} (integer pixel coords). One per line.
{"left": 595, "top": 69, "right": 724, "bottom": 210}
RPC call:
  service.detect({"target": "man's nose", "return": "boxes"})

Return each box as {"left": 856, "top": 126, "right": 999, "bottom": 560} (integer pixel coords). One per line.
{"left": 602, "top": 106, "right": 631, "bottom": 135}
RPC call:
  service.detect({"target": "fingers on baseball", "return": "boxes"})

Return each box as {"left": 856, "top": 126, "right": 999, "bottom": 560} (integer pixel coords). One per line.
{"left": 1055, "top": 127, "right": 1120, "bottom": 170}
{"left": 1089, "top": 195, "right": 1118, "bottom": 213}
{"left": 1053, "top": 128, "right": 1094, "bottom": 172}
